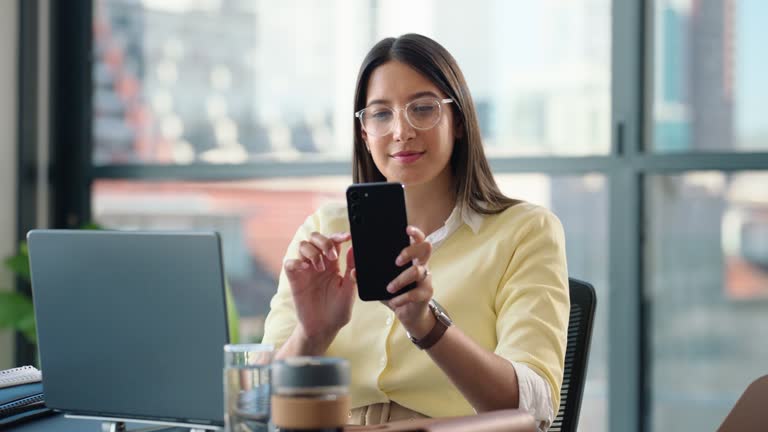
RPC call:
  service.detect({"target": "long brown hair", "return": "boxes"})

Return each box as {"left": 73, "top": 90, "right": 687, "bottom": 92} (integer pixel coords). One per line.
{"left": 352, "top": 34, "right": 520, "bottom": 214}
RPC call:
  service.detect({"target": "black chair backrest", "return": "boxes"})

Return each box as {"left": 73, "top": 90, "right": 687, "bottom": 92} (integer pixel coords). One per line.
{"left": 550, "top": 278, "right": 597, "bottom": 432}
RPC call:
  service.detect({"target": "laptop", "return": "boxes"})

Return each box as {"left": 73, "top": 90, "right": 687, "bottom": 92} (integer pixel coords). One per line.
{"left": 27, "top": 230, "right": 230, "bottom": 429}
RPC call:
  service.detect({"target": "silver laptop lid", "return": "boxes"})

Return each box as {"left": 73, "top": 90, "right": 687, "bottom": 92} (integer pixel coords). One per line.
{"left": 27, "top": 230, "right": 230, "bottom": 427}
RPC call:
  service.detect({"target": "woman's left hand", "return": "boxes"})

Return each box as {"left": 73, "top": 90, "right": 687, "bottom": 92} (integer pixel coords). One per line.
{"left": 384, "top": 225, "right": 436, "bottom": 337}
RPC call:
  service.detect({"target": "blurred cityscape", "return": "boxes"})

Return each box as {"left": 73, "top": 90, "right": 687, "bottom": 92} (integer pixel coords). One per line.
{"left": 89, "top": 0, "right": 767, "bottom": 431}
{"left": 651, "top": 1, "right": 768, "bottom": 429}
{"left": 91, "top": 0, "right": 611, "bottom": 164}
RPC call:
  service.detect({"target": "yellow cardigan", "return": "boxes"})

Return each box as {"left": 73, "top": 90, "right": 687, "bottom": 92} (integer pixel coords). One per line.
{"left": 263, "top": 201, "right": 569, "bottom": 418}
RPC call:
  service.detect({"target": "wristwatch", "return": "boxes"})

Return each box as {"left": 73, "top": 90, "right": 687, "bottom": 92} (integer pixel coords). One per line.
{"left": 407, "top": 299, "right": 453, "bottom": 350}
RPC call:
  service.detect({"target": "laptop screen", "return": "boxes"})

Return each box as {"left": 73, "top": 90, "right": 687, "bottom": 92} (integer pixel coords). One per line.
{"left": 28, "top": 230, "right": 230, "bottom": 426}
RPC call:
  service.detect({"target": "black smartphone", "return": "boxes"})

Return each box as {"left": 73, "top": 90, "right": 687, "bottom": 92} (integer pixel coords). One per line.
{"left": 346, "top": 182, "right": 416, "bottom": 301}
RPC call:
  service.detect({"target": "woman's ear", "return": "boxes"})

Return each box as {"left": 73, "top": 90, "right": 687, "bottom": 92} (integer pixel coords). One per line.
{"left": 361, "top": 130, "right": 371, "bottom": 153}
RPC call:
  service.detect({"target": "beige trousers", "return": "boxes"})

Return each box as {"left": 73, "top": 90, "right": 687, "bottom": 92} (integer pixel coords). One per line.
{"left": 348, "top": 401, "right": 430, "bottom": 426}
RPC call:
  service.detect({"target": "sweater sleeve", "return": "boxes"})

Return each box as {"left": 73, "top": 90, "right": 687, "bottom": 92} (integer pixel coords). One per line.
{"left": 493, "top": 207, "right": 570, "bottom": 412}
{"left": 261, "top": 213, "right": 316, "bottom": 348}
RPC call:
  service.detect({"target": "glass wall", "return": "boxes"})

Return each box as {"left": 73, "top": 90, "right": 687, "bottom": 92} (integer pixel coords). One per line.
{"left": 649, "top": 0, "right": 768, "bottom": 429}
{"left": 92, "top": 0, "right": 611, "bottom": 165}
{"left": 653, "top": 0, "right": 768, "bottom": 152}
{"left": 647, "top": 171, "right": 768, "bottom": 431}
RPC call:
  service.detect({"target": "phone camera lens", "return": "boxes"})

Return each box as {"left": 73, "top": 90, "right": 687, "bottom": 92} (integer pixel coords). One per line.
{"left": 351, "top": 214, "right": 362, "bottom": 225}
{"left": 349, "top": 191, "right": 359, "bottom": 202}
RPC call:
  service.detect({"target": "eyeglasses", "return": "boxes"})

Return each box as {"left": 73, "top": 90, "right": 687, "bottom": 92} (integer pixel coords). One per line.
{"left": 355, "top": 97, "right": 454, "bottom": 137}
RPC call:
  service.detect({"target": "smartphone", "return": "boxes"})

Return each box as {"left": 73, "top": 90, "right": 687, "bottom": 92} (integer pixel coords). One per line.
{"left": 346, "top": 182, "right": 416, "bottom": 301}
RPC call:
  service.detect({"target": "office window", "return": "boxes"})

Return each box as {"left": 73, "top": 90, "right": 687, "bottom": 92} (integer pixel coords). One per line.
{"left": 647, "top": 171, "right": 768, "bottom": 431}
{"left": 92, "top": 0, "right": 611, "bottom": 164}
{"left": 652, "top": 0, "right": 768, "bottom": 152}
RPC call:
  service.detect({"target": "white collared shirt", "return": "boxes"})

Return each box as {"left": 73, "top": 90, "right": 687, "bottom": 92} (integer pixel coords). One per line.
{"left": 424, "top": 205, "right": 555, "bottom": 432}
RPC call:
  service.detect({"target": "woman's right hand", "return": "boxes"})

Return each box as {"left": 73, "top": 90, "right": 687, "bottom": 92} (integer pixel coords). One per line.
{"left": 282, "top": 232, "right": 356, "bottom": 350}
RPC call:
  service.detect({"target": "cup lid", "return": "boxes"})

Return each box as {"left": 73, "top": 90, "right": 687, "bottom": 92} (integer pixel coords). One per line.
{"left": 272, "top": 357, "right": 350, "bottom": 390}
{"left": 224, "top": 343, "right": 274, "bottom": 353}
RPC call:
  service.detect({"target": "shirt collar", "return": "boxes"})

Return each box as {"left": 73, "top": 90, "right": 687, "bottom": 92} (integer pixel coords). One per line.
{"left": 461, "top": 205, "right": 484, "bottom": 234}
{"left": 426, "top": 203, "right": 484, "bottom": 250}
{"left": 444, "top": 204, "right": 483, "bottom": 234}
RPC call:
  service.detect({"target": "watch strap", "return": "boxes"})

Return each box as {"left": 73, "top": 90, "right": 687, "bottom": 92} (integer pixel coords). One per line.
{"left": 410, "top": 303, "right": 450, "bottom": 350}
{"left": 411, "top": 317, "right": 448, "bottom": 350}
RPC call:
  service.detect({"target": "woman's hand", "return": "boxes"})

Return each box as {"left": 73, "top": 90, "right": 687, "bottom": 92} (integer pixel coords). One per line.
{"left": 283, "top": 232, "right": 356, "bottom": 348}
{"left": 384, "top": 226, "right": 436, "bottom": 337}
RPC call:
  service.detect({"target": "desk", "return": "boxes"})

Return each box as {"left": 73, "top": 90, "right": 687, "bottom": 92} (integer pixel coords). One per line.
{"left": 9, "top": 410, "right": 539, "bottom": 432}
{"left": 9, "top": 414, "right": 194, "bottom": 431}
{"left": 6, "top": 409, "right": 538, "bottom": 432}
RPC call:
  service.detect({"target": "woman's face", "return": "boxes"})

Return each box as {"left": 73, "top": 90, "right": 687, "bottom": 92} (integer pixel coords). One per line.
{"left": 361, "top": 60, "right": 459, "bottom": 188}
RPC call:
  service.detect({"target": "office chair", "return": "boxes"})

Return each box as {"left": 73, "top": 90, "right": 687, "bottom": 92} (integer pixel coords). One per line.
{"left": 717, "top": 375, "right": 768, "bottom": 432}
{"left": 550, "top": 278, "right": 597, "bottom": 432}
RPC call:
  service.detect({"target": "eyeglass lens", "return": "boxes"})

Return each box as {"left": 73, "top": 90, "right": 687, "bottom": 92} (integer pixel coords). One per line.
{"left": 360, "top": 98, "right": 442, "bottom": 136}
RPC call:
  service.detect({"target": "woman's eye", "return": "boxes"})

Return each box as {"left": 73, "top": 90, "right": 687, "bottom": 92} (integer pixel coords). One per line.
{"left": 411, "top": 104, "right": 436, "bottom": 115}
{"left": 370, "top": 110, "right": 393, "bottom": 121}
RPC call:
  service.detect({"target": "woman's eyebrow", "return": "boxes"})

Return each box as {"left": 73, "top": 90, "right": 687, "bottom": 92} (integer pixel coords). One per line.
{"left": 408, "top": 91, "right": 440, "bottom": 100}
{"left": 366, "top": 91, "right": 441, "bottom": 107}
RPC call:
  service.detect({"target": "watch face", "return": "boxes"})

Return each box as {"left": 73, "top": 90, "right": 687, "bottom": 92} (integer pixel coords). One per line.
{"left": 430, "top": 299, "right": 452, "bottom": 325}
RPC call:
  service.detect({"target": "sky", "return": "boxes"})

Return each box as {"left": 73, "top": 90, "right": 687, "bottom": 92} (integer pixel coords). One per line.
{"left": 736, "top": 0, "right": 768, "bottom": 140}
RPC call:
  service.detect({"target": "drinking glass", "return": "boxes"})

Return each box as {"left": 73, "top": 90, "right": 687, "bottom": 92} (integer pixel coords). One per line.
{"left": 224, "top": 343, "right": 274, "bottom": 432}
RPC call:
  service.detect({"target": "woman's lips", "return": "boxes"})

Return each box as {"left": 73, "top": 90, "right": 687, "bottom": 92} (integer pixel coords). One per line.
{"left": 390, "top": 151, "right": 425, "bottom": 163}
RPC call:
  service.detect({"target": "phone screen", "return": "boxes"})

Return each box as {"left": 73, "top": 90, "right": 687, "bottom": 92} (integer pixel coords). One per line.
{"left": 346, "top": 182, "right": 416, "bottom": 301}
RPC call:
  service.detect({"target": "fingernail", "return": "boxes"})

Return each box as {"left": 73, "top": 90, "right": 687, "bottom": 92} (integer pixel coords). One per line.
{"left": 387, "top": 283, "right": 395, "bottom": 293}
{"left": 395, "top": 256, "right": 403, "bottom": 266}
{"left": 318, "top": 261, "right": 326, "bottom": 272}
{"left": 328, "top": 249, "right": 338, "bottom": 261}
{"left": 332, "top": 232, "right": 350, "bottom": 241}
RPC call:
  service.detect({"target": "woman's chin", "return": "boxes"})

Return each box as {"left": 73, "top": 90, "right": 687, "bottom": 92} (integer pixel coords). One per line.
{"left": 386, "top": 174, "right": 423, "bottom": 186}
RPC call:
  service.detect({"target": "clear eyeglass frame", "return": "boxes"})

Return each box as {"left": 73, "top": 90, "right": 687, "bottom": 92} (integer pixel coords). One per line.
{"left": 354, "top": 97, "right": 454, "bottom": 137}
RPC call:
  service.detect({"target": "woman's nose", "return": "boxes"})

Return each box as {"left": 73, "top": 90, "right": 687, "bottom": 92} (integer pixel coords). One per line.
{"left": 391, "top": 110, "right": 416, "bottom": 142}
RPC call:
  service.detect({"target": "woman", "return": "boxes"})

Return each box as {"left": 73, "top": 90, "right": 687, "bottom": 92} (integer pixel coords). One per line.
{"left": 262, "top": 34, "right": 569, "bottom": 431}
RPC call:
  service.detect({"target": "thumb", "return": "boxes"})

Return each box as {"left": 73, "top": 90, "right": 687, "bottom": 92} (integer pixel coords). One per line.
{"left": 345, "top": 246, "right": 356, "bottom": 270}
{"left": 342, "top": 247, "right": 357, "bottom": 289}
{"left": 330, "top": 232, "right": 351, "bottom": 259}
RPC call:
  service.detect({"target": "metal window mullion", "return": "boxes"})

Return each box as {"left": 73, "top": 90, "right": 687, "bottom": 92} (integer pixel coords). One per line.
{"left": 634, "top": 152, "right": 768, "bottom": 173}
{"left": 610, "top": 0, "right": 647, "bottom": 431}
{"left": 16, "top": 0, "right": 39, "bottom": 367}
{"left": 50, "top": 0, "right": 93, "bottom": 228}
{"left": 89, "top": 161, "right": 353, "bottom": 182}
{"left": 87, "top": 150, "right": 768, "bottom": 183}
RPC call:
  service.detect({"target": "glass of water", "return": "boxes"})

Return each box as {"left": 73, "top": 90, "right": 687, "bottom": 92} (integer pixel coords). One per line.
{"left": 224, "top": 343, "right": 275, "bottom": 432}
